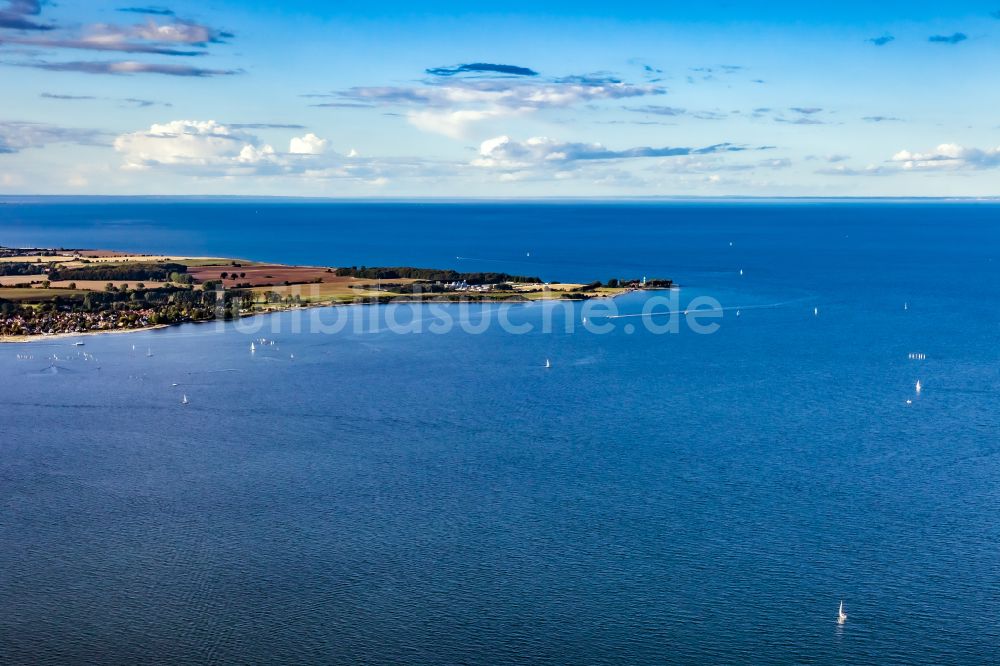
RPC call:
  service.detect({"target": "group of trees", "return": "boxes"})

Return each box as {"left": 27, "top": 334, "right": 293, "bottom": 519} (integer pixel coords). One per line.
{"left": 0, "top": 299, "right": 21, "bottom": 316}
{"left": 48, "top": 262, "right": 189, "bottom": 283}
{"left": 391, "top": 282, "right": 451, "bottom": 294}
{"left": 334, "top": 266, "right": 542, "bottom": 284}
{"left": 260, "top": 291, "right": 303, "bottom": 306}
{"left": 606, "top": 278, "right": 673, "bottom": 289}
{"left": 1, "top": 282, "right": 256, "bottom": 327}
{"left": 0, "top": 262, "right": 47, "bottom": 276}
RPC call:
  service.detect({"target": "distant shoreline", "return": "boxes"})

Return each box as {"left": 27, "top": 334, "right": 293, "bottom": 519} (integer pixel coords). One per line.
{"left": 0, "top": 324, "right": 170, "bottom": 344}
{"left": 0, "top": 246, "right": 671, "bottom": 342}
{"left": 4, "top": 195, "right": 1000, "bottom": 204}
{"left": 0, "top": 287, "right": 664, "bottom": 344}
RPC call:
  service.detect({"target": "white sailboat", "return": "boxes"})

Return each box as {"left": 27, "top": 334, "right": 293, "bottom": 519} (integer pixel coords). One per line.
{"left": 915, "top": 380, "right": 922, "bottom": 394}
{"left": 838, "top": 600, "right": 847, "bottom": 624}
{"left": 544, "top": 359, "right": 552, "bottom": 369}
{"left": 145, "top": 347, "right": 153, "bottom": 358}
{"left": 181, "top": 394, "right": 189, "bottom": 405}
{"left": 814, "top": 307, "right": 819, "bottom": 316}
{"left": 250, "top": 342, "right": 256, "bottom": 353}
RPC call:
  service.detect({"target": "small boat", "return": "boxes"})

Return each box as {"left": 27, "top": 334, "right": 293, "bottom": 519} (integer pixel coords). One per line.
{"left": 181, "top": 394, "right": 189, "bottom": 405}
{"left": 544, "top": 359, "right": 552, "bottom": 369}
{"left": 736, "top": 310, "right": 741, "bottom": 318}
{"left": 814, "top": 307, "right": 819, "bottom": 316}
{"left": 250, "top": 342, "right": 256, "bottom": 353}
{"left": 146, "top": 347, "right": 153, "bottom": 358}
{"left": 739, "top": 269, "right": 744, "bottom": 276}
{"left": 915, "top": 380, "right": 922, "bottom": 394}
{"left": 904, "top": 302, "right": 909, "bottom": 311}
{"left": 838, "top": 600, "right": 847, "bottom": 625}
{"left": 73, "top": 341, "right": 85, "bottom": 347}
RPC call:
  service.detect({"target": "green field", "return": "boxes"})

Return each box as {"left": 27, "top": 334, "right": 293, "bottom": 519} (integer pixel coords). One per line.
{"left": 0, "top": 287, "right": 90, "bottom": 301}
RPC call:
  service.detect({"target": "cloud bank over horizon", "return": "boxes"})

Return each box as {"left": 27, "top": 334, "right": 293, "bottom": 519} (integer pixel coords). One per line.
{"left": 2, "top": 1, "right": 1000, "bottom": 196}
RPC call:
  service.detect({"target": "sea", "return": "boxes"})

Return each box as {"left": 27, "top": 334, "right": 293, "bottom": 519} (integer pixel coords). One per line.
{"left": 1, "top": 199, "right": 998, "bottom": 664}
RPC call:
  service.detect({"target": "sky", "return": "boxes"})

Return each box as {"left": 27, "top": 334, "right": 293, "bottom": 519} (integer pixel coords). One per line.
{"left": 2, "top": 0, "right": 1000, "bottom": 197}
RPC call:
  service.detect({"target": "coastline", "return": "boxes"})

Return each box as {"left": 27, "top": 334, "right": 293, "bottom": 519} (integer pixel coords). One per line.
{"left": 0, "top": 287, "right": 667, "bottom": 344}
{"left": 1, "top": 245, "right": 673, "bottom": 342}
{"left": 0, "top": 323, "right": 171, "bottom": 344}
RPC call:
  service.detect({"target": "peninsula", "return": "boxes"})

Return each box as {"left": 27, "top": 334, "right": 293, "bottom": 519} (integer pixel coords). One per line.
{"left": 0, "top": 246, "right": 672, "bottom": 340}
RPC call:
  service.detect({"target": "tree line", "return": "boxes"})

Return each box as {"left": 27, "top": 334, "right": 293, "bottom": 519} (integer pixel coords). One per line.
{"left": 47, "top": 262, "right": 190, "bottom": 282}
{"left": 0, "top": 283, "right": 254, "bottom": 325}
{"left": 605, "top": 278, "right": 674, "bottom": 288}
{"left": 0, "top": 262, "right": 47, "bottom": 276}
{"left": 334, "top": 266, "right": 542, "bottom": 284}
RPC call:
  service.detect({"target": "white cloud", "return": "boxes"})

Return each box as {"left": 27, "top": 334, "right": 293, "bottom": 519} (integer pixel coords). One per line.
{"left": 334, "top": 78, "right": 665, "bottom": 137}
{"left": 468, "top": 135, "right": 780, "bottom": 188}
{"left": 816, "top": 164, "right": 888, "bottom": 176}
{"left": 473, "top": 135, "right": 754, "bottom": 169}
{"left": 114, "top": 120, "right": 339, "bottom": 175}
{"left": 289, "top": 132, "right": 329, "bottom": 154}
{"left": 759, "top": 158, "right": 792, "bottom": 169}
{"left": 4, "top": 16, "right": 230, "bottom": 57}
{"left": 0, "top": 121, "right": 105, "bottom": 153}
{"left": 113, "top": 120, "right": 252, "bottom": 170}
{"left": 238, "top": 143, "right": 276, "bottom": 164}
{"left": 344, "top": 79, "right": 662, "bottom": 110}
{"left": 891, "top": 143, "right": 1000, "bottom": 170}
{"left": 648, "top": 155, "right": 790, "bottom": 175}
{"left": 128, "top": 19, "right": 219, "bottom": 44}
{"left": 407, "top": 108, "right": 514, "bottom": 139}
{"left": 651, "top": 155, "right": 735, "bottom": 174}
{"left": 112, "top": 120, "right": 417, "bottom": 185}
{"left": 72, "top": 18, "right": 224, "bottom": 45}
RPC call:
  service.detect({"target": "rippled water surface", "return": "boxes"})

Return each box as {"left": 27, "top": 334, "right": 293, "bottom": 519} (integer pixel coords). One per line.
{"left": 1, "top": 201, "right": 999, "bottom": 663}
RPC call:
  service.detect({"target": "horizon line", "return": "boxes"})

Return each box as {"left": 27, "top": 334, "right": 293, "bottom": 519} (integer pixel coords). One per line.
{"left": 3, "top": 195, "right": 1000, "bottom": 204}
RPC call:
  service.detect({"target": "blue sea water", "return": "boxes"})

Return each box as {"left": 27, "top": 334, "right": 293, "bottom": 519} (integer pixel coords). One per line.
{"left": 1, "top": 200, "right": 999, "bottom": 664}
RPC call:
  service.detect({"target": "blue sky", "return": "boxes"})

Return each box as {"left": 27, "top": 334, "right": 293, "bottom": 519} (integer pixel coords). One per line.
{"left": 2, "top": 1, "right": 1000, "bottom": 196}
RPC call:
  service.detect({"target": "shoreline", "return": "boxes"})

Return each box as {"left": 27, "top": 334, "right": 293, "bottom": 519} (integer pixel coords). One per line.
{"left": 0, "top": 323, "right": 171, "bottom": 344}
{"left": 0, "top": 287, "right": 669, "bottom": 344}
{"left": 1, "top": 246, "right": 674, "bottom": 342}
